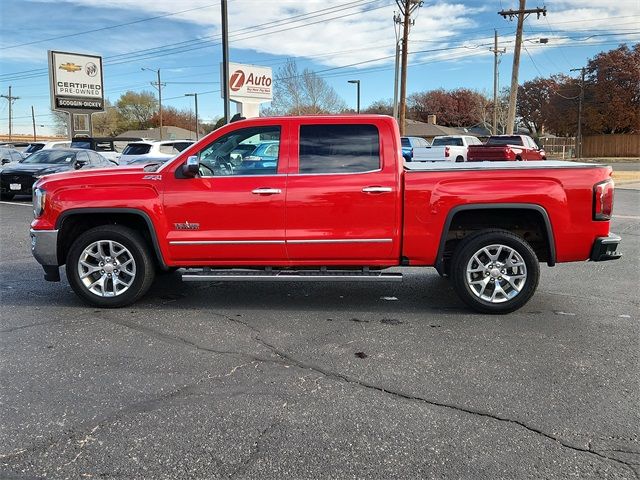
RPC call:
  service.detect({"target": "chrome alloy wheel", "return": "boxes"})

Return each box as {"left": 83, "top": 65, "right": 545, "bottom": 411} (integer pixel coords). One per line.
{"left": 465, "top": 244, "right": 527, "bottom": 303}
{"left": 77, "top": 240, "right": 136, "bottom": 297}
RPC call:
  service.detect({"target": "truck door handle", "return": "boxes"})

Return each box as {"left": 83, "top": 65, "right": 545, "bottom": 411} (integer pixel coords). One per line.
{"left": 362, "top": 186, "right": 393, "bottom": 193}
{"left": 252, "top": 188, "right": 282, "bottom": 195}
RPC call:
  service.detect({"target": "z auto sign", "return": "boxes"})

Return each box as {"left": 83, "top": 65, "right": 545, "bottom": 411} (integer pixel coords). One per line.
{"left": 225, "top": 62, "right": 273, "bottom": 101}
{"left": 49, "top": 51, "right": 104, "bottom": 111}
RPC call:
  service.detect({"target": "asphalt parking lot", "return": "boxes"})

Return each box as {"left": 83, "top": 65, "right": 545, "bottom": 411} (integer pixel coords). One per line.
{"left": 1, "top": 189, "right": 638, "bottom": 479}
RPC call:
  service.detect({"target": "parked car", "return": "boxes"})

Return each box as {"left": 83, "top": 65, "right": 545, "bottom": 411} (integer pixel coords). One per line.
{"left": 22, "top": 140, "right": 72, "bottom": 157}
{"left": 401, "top": 136, "right": 430, "bottom": 161}
{"left": 240, "top": 140, "right": 279, "bottom": 170}
{"left": 118, "top": 140, "right": 194, "bottom": 165}
{"left": 1, "top": 148, "right": 114, "bottom": 200}
{"left": 0, "top": 142, "right": 30, "bottom": 152}
{"left": 30, "top": 115, "right": 619, "bottom": 314}
{"left": 70, "top": 137, "right": 144, "bottom": 163}
{"left": 0, "top": 147, "right": 25, "bottom": 166}
{"left": 408, "top": 135, "right": 483, "bottom": 163}
{"left": 467, "top": 135, "right": 547, "bottom": 161}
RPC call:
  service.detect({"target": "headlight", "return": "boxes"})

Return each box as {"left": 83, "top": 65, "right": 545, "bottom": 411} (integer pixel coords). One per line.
{"left": 33, "top": 188, "right": 46, "bottom": 218}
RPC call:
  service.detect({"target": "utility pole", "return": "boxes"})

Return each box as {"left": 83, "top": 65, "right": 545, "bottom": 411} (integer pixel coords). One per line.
{"left": 221, "top": 0, "right": 230, "bottom": 125}
{"left": 31, "top": 106, "right": 36, "bottom": 141}
{"left": 570, "top": 67, "right": 586, "bottom": 158}
{"left": 142, "top": 68, "right": 165, "bottom": 140}
{"left": 396, "top": 0, "right": 422, "bottom": 136}
{"left": 185, "top": 93, "right": 199, "bottom": 140}
{"left": 1, "top": 86, "right": 20, "bottom": 141}
{"left": 392, "top": 12, "right": 402, "bottom": 120}
{"left": 490, "top": 30, "right": 506, "bottom": 135}
{"left": 499, "top": 1, "right": 546, "bottom": 134}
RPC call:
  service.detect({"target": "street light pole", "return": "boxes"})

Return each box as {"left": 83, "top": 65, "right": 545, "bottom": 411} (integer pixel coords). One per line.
{"left": 185, "top": 93, "right": 199, "bottom": 140}
{"left": 348, "top": 80, "right": 360, "bottom": 113}
{"left": 221, "top": 0, "right": 230, "bottom": 125}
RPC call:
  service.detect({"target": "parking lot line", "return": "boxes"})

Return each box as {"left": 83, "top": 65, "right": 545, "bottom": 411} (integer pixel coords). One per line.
{"left": 613, "top": 214, "right": 640, "bottom": 220}
{"left": 0, "top": 201, "right": 31, "bottom": 207}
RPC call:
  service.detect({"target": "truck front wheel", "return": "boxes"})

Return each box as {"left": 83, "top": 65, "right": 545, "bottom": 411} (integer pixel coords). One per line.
{"left": 66, "top": 225, "right": 156, "bottom": 308}
{"left": 450, "top": 230, "right": 539, "bottom": 314}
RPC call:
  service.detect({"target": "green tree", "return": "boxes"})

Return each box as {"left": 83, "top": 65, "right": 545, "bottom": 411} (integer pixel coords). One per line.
{"left": 116, "top": 91, "right": 158, "bottom": 130}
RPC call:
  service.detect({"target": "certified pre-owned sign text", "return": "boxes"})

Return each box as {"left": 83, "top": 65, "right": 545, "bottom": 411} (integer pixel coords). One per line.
{"left": 56, "top": 82, "right": 102, "bottom": 96}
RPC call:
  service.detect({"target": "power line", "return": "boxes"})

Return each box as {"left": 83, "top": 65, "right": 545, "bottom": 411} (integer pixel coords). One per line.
{"left": 1, "top": 2, "right": 222, "bottom": 50}
{"left": 0, "top": 0, "right": 385, "bottom": 82}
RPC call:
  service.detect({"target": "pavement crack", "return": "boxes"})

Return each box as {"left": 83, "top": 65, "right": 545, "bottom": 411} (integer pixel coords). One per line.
{"left": 228, "top": 421, "right": 279, "bottom": 479}
{"left": 87, "top": 310, "right": 639, "bottom": 478}
{"left": 251, "top": 336, "right": 640, "bottom": 479}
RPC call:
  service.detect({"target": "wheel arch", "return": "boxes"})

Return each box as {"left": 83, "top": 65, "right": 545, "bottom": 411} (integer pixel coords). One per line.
{"left": 435, "top": 203, "right": 556, "bottom": 274}
{"left": 56, "top": 208, "right": 168, "bottom": 270}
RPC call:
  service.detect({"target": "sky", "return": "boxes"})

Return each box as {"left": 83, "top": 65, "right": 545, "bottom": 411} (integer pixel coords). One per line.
{"left": 0, "top": 0, "right": 638, "bottom": 136}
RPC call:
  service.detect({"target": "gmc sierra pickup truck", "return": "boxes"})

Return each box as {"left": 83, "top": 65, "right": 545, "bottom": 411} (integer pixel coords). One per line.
{"left": 467, "top": 135, "right": 546, "bottom": 161}
{"left": 30, "top": 115, "right": 620, "bottom": 314}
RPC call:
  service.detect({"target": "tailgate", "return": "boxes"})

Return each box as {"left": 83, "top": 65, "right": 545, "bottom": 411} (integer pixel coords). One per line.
{"left": 412, "top": 146, "right": 448, "bottom": 161}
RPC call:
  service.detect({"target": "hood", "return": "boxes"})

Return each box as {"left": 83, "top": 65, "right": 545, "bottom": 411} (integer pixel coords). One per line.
{"left": 1, "top": 162, "right": 71, "bottom": 176}
{"left": 35, "top": 166, "right": 144, "bottom": 188}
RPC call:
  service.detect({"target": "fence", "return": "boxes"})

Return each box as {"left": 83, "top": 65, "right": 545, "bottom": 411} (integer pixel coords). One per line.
{"left": 582, "top": 134, "right": 640, "bottom": 158}
{"left": 540, "top": 137, "right": 575, "bottom": 159}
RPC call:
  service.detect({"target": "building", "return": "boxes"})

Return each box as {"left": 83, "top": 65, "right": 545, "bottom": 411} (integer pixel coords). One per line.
{"left": 405, "top": 115, "right": 467, "bottom": 141}
{"left": 117, "top": 126, "right": 197, "bottom": 141}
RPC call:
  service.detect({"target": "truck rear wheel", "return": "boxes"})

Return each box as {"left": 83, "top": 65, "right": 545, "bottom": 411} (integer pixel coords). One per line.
{"left": 450, "top": 229, "right": 539, "bottom": 314}
{"left": 455, "top": 155, "right": 464, "bottom": 162}
{"left": 66, "top": 225, "right": 155, "bottom": 308}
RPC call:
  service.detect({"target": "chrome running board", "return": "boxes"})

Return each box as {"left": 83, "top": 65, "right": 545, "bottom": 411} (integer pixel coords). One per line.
{"left": 182, "top": 268, "right": 402, "bottom": 282}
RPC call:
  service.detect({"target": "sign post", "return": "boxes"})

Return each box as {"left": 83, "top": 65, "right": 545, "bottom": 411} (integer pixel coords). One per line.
{"left": 48, "top": 50, "right": 104, "bottom": 138}
{"left": 222, "top": 62, "right": 273, "bottom": 118}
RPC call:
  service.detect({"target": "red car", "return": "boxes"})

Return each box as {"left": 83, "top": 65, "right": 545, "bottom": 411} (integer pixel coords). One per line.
{"left": 467, "top": 135, "right": 547, "bottom": 161}
{"left": 30, "top": 116, "right": 619, "bottom": 313}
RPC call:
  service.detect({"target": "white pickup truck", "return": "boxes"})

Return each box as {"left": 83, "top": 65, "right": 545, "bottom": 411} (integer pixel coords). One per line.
{"left": 409, "top": 135, "right": 483, "bottom": 163}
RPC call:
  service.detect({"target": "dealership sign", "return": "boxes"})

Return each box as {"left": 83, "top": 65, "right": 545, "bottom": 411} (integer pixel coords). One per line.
{"left": 49, "top": 50, "right": 104, "bottom": 111}
{"left": 224, "top": 62, "right": 273, "bottom": 102}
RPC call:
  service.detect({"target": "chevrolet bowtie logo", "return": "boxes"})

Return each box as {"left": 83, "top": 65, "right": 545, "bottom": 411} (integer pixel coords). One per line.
{"left": 59, "top": 63, "right": 82, "bottom": 72}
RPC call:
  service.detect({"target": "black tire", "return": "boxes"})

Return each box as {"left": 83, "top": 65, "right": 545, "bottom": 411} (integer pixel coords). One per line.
{"left": 1, "top": 193, "right": 15, "bottom": 200}
{"left": 66, "top": 225, "right": 156, "bottom": 308}
{"left": 455, "top": 155, "right": 464, "bottom": 163}
{"left": 450, "top": 229, "right": 540, "bottom": 314}
{"left": 515, "top": 155, "right": 523, "bottom": 161}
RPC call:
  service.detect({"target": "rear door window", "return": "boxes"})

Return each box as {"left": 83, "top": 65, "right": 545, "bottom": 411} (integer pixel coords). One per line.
{"left": 123, "top": 144, "right": 152, "bottom": 155}
{"left": 298, "top": 124, "right": 380, "bottom": 174}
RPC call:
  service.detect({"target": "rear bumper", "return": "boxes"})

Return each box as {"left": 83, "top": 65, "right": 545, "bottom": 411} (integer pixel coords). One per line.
{"left": 30, "top": 229, "right": 61, "bottom": 281}
{"left": 590, "top": 233, "right": 622, "bottom": 261}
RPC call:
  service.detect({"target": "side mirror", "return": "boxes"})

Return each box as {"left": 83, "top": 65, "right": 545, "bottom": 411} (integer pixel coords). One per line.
{"left": 75, "top": 160, "right": 87, "bottom": 170}
{"left": 1, "top": 158, "right": 10, "bottom": 165}
{"left": 182, "top": 155, "right": 199, "bottom": 178}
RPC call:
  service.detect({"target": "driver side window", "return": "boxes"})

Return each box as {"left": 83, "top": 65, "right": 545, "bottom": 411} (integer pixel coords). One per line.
{"left": 196, "top": 126, "right": 281, "bottom": 177}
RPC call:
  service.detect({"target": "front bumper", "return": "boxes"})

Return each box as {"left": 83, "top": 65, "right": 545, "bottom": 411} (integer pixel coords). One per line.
{"left": 30, "top": 229, "right": 60, "bottom": 281}
{"left": 590, "top": 233, "right": 622, "bottom": 261}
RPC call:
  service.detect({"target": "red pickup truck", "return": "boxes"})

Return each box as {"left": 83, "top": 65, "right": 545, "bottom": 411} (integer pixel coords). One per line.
{"left": 467, "top": 135, "right": 547, "bottom": 161}
{"left": 30, "top": 115, "right": 620, "bottom": 314}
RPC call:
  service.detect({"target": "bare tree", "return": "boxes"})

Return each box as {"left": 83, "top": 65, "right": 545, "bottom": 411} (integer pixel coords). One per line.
{"left": 264, "top": 59, "right": 345, "bottom": 115}
{"left": 50, "top": 110, "right": 69, "bottom": 136}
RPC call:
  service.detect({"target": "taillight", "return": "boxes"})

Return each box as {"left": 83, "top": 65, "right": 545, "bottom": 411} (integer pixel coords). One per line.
{"left": 445, "top": 146, "right": 450, "bottom": 157}
{"left": 593, "top": 178, "right": 614, "bottom": 221}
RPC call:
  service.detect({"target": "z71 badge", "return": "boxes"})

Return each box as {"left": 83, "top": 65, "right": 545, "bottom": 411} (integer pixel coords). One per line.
{"left": 142, "top": 174, "right": 162, "bottom": 180}
{"left": 174, "top": 222, "right": 200, "bottom": 230}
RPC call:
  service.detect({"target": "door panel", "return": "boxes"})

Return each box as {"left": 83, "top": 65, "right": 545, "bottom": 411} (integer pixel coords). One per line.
{"left": 285, "top": 121, "right": 400, "bottom": 262}
{"left": 162, "top": 123, "right": 288, "bottom": 264}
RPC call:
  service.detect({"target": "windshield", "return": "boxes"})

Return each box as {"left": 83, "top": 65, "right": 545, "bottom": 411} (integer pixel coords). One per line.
{"left": 432, "top": 137, "right": 463, "bottom": 146}
{"left": 486, "top": 136, "right": 524, "bottom": 146}
{"left": 123, "top": 144, "right": 152, "bottom": 155}
{"left": 21, "top": 150, "right": 76, "bottom": 164}
{"left": 24, "top": 143, "right": 44, "bottom": 154}
{"left": 70, "top": 141, "right": 91, "bottom": 149}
